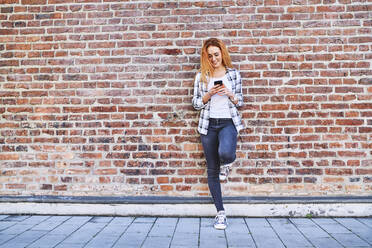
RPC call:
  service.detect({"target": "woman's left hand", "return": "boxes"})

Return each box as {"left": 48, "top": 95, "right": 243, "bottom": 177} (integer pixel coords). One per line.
{"left": 217, "top": 86, "right": 234, "bottom": 99}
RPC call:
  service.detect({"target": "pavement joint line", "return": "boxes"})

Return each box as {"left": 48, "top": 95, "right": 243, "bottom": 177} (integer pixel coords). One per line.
{"left": 0, "top": 215, "right": 18, "bottom": 233}
{"left": 266, "top": 218, "right": 287, "bottom": 248}
{"left": 333, "top": 218, "right": 372, "bottom": 246}
{"left": 110, "top": 216, "right": 135, "bottom": 248}
{"left": 27, "top": 215, "right": 73, "bottom": 248}
{"left": 223, "top": 226, "right": 228, "bottom": 247}
{"left": 355, "top": 217, "right": 372, "bottom": 229}
{"left": 53, "top": 216, "right": 93, "bottom": 248}
{"left": 0, "top": 215, "right": 47, "bottom": 247}
{"left": 168, "top": 217, "right": 179, "bottom": 247}
{"left": 81, "top": 215, "right": 114, "bottom": 248}
{"left": 310, "top": 218, "right": 346, "bottom": 248}
{"left": 138, "top": 217, "right": 157, "bottom": 248}
{"left": 288, "top": 217, "right": 316, "bottom": 248}
{"left": 243, "top": 218, "right": 257, "bottom": 248}
{"left": 197, "top": 217, "right": 201, "bottom": 247}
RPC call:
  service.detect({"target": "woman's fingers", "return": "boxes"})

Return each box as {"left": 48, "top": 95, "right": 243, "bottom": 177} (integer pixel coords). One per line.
{"left": 210, "top": 85, "right": 222, "bottom": 95}
{"left": 209, "top": 85, "right": 229, "bottom": 96}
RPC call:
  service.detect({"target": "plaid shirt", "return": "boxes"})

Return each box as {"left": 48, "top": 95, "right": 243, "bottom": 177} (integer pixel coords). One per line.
{"left": 192, "top": 68, "right": 244, "bottom": 135}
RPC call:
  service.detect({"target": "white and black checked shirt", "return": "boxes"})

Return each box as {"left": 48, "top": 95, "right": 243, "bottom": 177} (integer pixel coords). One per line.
{"left": 192, "top": 68, "right": 244, "bottom": 135}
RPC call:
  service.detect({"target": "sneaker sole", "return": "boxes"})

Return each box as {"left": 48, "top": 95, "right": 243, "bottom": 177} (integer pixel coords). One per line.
{"left": 214, "top": 224, "right": 227, "bottom": 230}
{"left": 219, "top": 176, "right": 227, "bottom": 181}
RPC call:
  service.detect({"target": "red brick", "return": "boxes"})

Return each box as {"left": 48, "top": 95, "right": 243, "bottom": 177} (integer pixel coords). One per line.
{"left": 292, "top": 135, "right": 319, "bottom": 142}
{"left": 267, "top": 168, "right": 293, "bottom": 175}
{"left": 336, "top": 119, "right": 364, "bottom": 126}
{"left": 310, "top": 151, "right": 336, "bottom": 158}
{"left": 178, "top": 169, "right": 204, "bottom": 175}
{"left": 296, "top": 169, "right": 323, "bottom": 175}
{"left": 325, "top": 168, "right": 353, "bottom": 175}
{"left": 35, "top": 107, "right": 60, "bottom": 113}
{"left": 262, "top": 104, "right": 289, "bottom": 111}
{"left": 63, "top": 107, "right": 89, "bottom": 113}
{"left": 22, "top": 91, "right": 48, "bottom": 97}
{"left": 62, "top": 137, "right": 86, "bottom": 144}
{"left": 0, "top": 91, "right": 20, "bottom": 97}
{"left": 338, "top": 151, "right": 366, "bottom": 157}
{"left": 157, "top": 177, "right": 169, "bottom": 184}
{"left": 54, "top": 185, "right": 67, "bottom": 191}
{"left": 91, "top": 106, "right": 117, "bottom": 112}
{"left": 7, "top": 107, "right": 33, "bottom": 113}
{"left": 6, "top": 184, "right": 26, "bottom": 189}
{"left": 288, "top": 6, "right": 315, "bottom": 13}
{"left": 170, "top": 177, "right": 183, "bottom": 183}
{"left": 0, "top": 154, "right": 19, "bottom": 160}
{"left": 118, "top": 106, "right": 145, "bottom": 112}
{"left": 160, "top": 185, "right": 173, "bottom": 191}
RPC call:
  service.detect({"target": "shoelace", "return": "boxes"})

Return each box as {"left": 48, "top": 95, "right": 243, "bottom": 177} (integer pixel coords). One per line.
{"left": 215, "top": 214, "right": 225, "bottom": 224}
{"left": 221, "top": 166, "right": 229, "bottom": 175}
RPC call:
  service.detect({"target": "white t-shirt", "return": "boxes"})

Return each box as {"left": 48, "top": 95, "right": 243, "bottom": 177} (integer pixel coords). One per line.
{"left": 208, "top": 74, "right": 232, "bottom": 119}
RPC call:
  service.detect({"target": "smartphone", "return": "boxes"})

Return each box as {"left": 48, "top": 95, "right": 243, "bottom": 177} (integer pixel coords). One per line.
{"left": 214, "top": 80, "right": 223, "bottom": 86}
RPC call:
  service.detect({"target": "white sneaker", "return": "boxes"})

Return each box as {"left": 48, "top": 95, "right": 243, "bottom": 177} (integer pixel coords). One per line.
{"left": 214, "top": 211, "right": 227, "bottom": 230}
{"left": 219, "top": 163, "right": 231, "bottom": 181}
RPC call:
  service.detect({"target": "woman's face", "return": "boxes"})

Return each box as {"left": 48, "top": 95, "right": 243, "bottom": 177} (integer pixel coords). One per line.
{"left": 207, "top": 45, "right": 223, "bottom": 69}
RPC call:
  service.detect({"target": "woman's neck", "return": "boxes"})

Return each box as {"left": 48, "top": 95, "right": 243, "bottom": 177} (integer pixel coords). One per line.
{"left": 212, "top": 66, "right": 226, "bottom": 78}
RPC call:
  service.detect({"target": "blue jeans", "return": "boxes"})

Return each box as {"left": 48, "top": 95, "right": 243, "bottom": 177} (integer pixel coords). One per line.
{"left": 200, "top": 118, "right": 238, "bottom": 212}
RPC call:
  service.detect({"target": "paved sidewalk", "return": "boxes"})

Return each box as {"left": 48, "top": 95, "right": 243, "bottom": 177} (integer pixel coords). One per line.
{"left": 0, "top": 215, "right": 371, "bottom": 248}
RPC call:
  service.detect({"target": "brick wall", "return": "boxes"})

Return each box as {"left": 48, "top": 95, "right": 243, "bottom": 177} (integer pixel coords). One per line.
{"left": 0, "top": 0, "right": 371, "bottom": 198}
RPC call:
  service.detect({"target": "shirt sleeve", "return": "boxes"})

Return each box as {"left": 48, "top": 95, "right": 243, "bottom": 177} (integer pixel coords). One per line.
{"left": 192, "top": 73, "right": 207, "bottom": 110}
{"left": 234, "top": 70, "right": 243, "bottom": 108}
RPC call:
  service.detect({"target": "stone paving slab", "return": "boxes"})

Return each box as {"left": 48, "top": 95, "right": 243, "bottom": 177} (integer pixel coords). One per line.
{"left": 0, "top": 215, "right": 370, "bottom": 248}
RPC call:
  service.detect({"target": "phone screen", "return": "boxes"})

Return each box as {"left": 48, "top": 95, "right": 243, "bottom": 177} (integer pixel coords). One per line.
{"left": 214, "top": 80, "right": 223, "bottom": 86}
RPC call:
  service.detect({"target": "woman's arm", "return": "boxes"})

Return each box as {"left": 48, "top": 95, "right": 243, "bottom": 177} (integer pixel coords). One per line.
{"left": 192, "top": 73, "right": 207, "bottom": 110}
{"left": 234, "top": 70, "right": 243, "bottom": 108}
{"left": 220, "top": 69, "right": 243, "bottom": 107}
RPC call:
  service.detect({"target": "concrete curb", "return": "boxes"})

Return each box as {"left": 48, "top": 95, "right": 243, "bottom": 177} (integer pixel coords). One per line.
{"left": 0, "top": 196, "right": 371, "bottom": 217}
{"left": 0, "top": 202, "right": 371, "bottom": 217}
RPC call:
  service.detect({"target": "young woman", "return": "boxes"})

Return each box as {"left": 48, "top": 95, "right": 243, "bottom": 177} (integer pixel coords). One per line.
{"left": 192, "top": 38, "right": 244, "bottom": 230}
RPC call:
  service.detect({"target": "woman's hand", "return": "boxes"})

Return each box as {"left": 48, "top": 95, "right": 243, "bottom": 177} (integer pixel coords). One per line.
{"left": 203, "top": 85, "right": 237, "bottom": 104}
{"left": 208, "top": 85, "right": 225, "bottom": 96}
{"left": 215, "top": 85, "right": 238, "bottom": 105}
{"left": 203, "top": 85, "right": 223, "bottom": 104}
{"left": 216, "top": 86, "right": 233, "bottom": 98}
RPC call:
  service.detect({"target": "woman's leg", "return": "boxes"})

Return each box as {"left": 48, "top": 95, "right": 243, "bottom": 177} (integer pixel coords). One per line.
{"left": 201, "top": 128, "right": 224, "bottom": 212}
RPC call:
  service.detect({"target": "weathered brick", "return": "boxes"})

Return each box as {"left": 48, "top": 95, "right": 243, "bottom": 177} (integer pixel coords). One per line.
{"left": 63, "top": 107, "right": 89, "bottom": 113}
{"left": 326, "top": 168, "right": 353, "bottom": 175}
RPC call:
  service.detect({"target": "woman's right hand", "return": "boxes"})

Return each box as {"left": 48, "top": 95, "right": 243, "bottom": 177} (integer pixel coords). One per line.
{"left": 207, "top": 85, "right": 224, "bottom": 97}
{"left": 203, "top": 85, "right": 224, "bottom": 104}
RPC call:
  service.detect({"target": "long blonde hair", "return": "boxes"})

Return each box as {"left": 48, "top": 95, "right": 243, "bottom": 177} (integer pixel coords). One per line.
{"left": 200, "top": 38, "right": 233, "bottom": 84}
